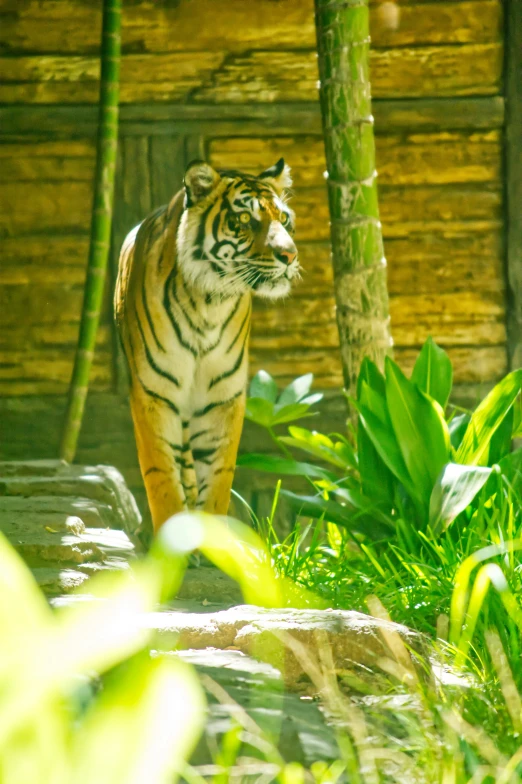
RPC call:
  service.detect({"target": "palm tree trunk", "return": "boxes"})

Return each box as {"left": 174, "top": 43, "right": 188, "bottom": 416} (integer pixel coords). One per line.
{"left": 60, "top": 0, "right": 122, "bottom": 462}
{"left": 314, "top": 0, "right": 392, "bottom": 397}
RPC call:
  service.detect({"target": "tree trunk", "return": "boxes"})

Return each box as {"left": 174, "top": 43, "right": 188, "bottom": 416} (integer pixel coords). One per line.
{"left": 314, "top": 0, "right": 392, "bottom": 398}
{"left": 60, "top": 0, "right": 122, "bottom": 462}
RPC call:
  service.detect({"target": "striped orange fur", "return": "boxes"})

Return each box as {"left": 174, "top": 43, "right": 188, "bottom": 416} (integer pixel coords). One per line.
{"left": 114, "top": 159, "right": 299, "bottom": 532}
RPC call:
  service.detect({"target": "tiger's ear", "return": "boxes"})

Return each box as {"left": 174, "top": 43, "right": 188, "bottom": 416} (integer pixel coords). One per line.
{"left": 184, "top": 160, "right": 221, "bottom": 206}
{"left": 258, "top": 158, "right": 293, "bottom": 194}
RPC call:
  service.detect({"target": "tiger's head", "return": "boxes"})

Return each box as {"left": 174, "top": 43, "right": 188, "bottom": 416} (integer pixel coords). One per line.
{"left": 177, "top": 158, "right": 300, "bottom": 300}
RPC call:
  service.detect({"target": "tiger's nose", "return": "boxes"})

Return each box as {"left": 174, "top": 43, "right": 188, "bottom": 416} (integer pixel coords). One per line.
{"left": 275, "top": 249, "right": 297, "bottom": 266}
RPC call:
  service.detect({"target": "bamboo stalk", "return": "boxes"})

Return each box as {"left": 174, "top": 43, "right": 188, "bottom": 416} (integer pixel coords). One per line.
{"left": 60, "top": 0, "right": 122, "bottom": 462}
{"left": 314, "top": 0, "right": 393, "bottom": 397}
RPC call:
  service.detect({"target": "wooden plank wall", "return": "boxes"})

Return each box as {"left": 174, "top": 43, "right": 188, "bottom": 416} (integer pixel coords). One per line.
{"left": 0, "top": 0, "right": 511, "bottom": 515}
{"left": 0, "top": 0, "right": 508, "bottom": 398}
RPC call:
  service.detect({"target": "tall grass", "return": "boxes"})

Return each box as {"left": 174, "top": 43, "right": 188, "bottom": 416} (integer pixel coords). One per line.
{"left": 235, "top": 344, "right": 522, "bottom": 779}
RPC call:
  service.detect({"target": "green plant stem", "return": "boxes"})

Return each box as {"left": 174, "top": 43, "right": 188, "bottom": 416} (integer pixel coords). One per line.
{"left": 314, "top": 0, "right": 392, "bottom": 399}
{"left": 59, "top": 0, "right": 122, "bottom": 462}
{"left": 268, "top": 427, "right": 294, "bottom": 460}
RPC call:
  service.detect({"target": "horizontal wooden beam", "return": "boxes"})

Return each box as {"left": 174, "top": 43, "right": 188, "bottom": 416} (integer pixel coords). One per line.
{"left": 0, "top": 0, "right": 502, "bottom": 56}
{"left": 0, "top": 97, "right": 505, "bottom": 139}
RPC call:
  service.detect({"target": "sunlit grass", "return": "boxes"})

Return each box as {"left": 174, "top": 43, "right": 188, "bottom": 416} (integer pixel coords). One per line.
{"left": 232, "top": 470, "right": 522, "bottom": 776}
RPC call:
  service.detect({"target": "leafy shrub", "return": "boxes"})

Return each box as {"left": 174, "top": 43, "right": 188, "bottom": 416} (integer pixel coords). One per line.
{"left": 241, "top": 338, "right": 522, "bottom": 540}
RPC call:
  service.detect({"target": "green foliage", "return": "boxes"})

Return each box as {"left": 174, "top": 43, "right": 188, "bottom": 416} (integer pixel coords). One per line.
{"left": 238, "top": 340, "right": 522, "bottom": 779}
{"left": 245, "top": 371, "right": 323, "bottom": 430}
{"left": 0, "top": 512, "right": 319, "bottom": 783}
{"left": 5, "top": 485, "right": 522, "bottom": 781}
{"left": 429, "top": 462, "right": 493, "bottom": 535}
{"left": 411, "top": 335, "right": 453, "bottom": 409}
{"left": 456, "top": 370, "right": 522, "bottom": 466}
{"left": 281, "top": 426, "right": 357, "bottom": 470}
{"left": 5, "top": 341, "right": 522, "bottom": 783}
{"left": 242, "top": 339, "right": 522, "bottom": 539}
{"left": 0, "top": 529, "right": 204, "bottom": 784}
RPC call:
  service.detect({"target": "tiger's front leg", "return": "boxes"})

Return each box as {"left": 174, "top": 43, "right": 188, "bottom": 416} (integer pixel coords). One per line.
{"left": 130, "top": 385, "right": 189, "bottom": 533}
{"left": 191, "top": 393, "right": 246, "bottom": 515}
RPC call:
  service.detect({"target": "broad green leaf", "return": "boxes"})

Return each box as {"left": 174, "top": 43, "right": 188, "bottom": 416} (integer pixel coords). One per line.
{"left": 0, "top": 564, "right": 159, "bottom": 749}
{"left": 357, "top": 356, "right": 385, "bottom": 399}
{"left": 456, "top": 370, "right": 522, "bottom": 465}
{"left": 158, "top": 512, "right": 321, "bottom": 609}
{"left": 429, "top": 463, "right": 492, "bottom": 535}
{"left": 488, "top": 405, "right": 514, "bottom": 465}
{"left": 328, "top": 432, "right": 358, "bottom": 469}
{"left": 280, "top": 427, "right": 354, "bottom": 469}
{"left": 277, "top": 373, "right": 313, "bottom": 407}
{"left": 450, "top": 540, "right": 522, "bottom": 646}
{"left": 271, "top": 402, "right": 315, "bottom": 425}
{"left": 73, "top": 656, "right": 205, "bottom": 784}
{"left": 300, "top": 392, "right": 324, "bottom": 406}
{"left": 357, "top": 421, "right": 395, "bottom": 510}
{"left": 245, "top": 397, "right": 275, "bottom": 427}
{"left": 1, "top": 698, "right": 69, "bottom": 784}
{"left": 356, "top": 381, "right": 415, "bottom": 496}
{"left": 411, "top": 337, "right": 453, "bottom": 409}
{"left": 237, "top": 452, "right": 336, "bottom": 481}
{"left": 249, "top": 370, "right": 278, "bottom": 402}
{"left": 513, "top": 396, "right": 522, "bottom": 437}
{"left": 449, "top": 413, "right": 471, "bottom": 451}
{"left": 498, "top": 448, "right": 522, "bottom": 496}
{"left": 385, "top": 357, "right": 450, "bottom": 504}
{"left": 281, "top": 490, "right": 392, "bottom": 540}
{"left": 52, "top": 563, "right": 159, "bottom": 679}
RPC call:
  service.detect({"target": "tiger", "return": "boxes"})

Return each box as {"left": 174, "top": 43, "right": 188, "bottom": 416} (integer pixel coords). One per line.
{"left": 114, "top": 157, "right": 299, "bottom": 533}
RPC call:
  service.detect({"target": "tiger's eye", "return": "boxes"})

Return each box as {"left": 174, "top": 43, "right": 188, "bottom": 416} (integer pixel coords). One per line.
{"left": 239, "top": 212, "right": 251, "bottom": 224}
{"left": 280, "top": 212, "right": 289, "bottom": 225}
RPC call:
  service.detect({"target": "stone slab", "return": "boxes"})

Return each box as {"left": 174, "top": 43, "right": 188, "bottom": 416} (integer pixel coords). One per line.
{"left": 0, "top": 460, "right": 142, "bottom": 538}
{"left": 148, "top": 605, "right": 425, "bottom": 686}
{"left": 0, "top": 459, "right": 140, "bottom": 594}
{"left": 164, "top": 648, "right": 341, "bottom": 766}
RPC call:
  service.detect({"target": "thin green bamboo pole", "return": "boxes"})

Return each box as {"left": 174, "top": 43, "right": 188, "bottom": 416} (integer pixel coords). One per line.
{"left": 60, "top": 0, "right": 122, "bottom": 462}
{"left": 314, "top": 0, "right": 392, "bottom": 397}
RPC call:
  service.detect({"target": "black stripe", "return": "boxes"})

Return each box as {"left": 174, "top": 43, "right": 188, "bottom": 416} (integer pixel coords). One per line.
{"left": 135, "top": 309, "right": 180, "bottom": 388}
{"left": 214, "top": 467, "right": 234, "bottom": 475}
{"left": 163, "top": 268, "right": 198, "bottom": 357}
{"left": 190, "top": 429, "right": 210, "bottom": 441}
{"left": 169, "top": 442, "right": 192, "bottom": 454}
{"left": 195, "top": 201, "right": 215, "bottom": 253}
{"left": 208, "top": 343, "right": 246, "bottom": 390}
{"left": 144, "top": 466, "right": 165, "bottom": 477}
{"left": 201, "top": 297, "right": 243, "bottom": 356}
{"left": 193, "top": 390, "right": 242, "bottom": 418}
{"left": 182, "top": 276, "right": 217, "bottom": 331}
{"left": 173, "top": 279, "right": 206, "bottom": 336}
{"left": 210, "top": 261, "right": 227, "bottom": 278}
{"left": 174, "top": 456, "right": 194, "bottom": 468}
{"left": 226, "top": 303, "right": 251, "bottom": 354}
{"left": 181, "top": 276, "right": 198, "bottom": 312}
{"left": 137, "top": 375, "right": 180, "bottom": 415}
{"left": 192, "top": 446, "right": 220, "bottom": 464}
{"left": 211, "top": 203, "right": 222, "bottom": 239}
{"left": 140, "top": 262, "right": 165, "bottom": 353}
